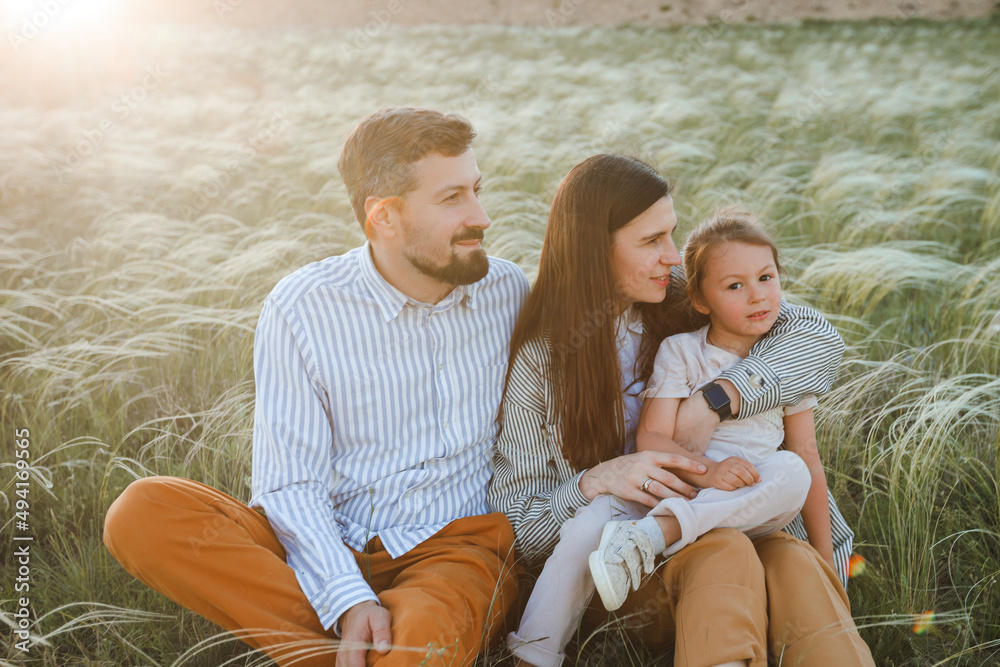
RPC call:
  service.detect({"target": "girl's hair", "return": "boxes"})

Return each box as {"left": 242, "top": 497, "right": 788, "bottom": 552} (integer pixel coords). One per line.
{"left": 501, "top": 154, "right": 671, "bottom": 470}
{"left": 683, "top": 206, "right": 781, "bottom": 305}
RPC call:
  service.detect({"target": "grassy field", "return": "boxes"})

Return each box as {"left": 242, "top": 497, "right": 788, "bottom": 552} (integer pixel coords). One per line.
{"left": 1, "top": 14, "right": 999, "bottom": 666}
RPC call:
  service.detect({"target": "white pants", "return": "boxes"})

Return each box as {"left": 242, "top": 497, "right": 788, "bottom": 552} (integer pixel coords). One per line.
{"left": 508, "top": 450, "right": 811, "bottom": 667}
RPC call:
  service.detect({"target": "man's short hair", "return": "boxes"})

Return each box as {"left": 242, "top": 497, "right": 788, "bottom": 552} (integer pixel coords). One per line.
{"left": 338, "top": 108, "right": 476, "bottom": 228}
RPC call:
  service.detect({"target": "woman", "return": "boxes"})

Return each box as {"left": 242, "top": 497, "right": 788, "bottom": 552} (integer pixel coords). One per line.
{"left": 488, "top": 154, "right": 874, "bottom": 667}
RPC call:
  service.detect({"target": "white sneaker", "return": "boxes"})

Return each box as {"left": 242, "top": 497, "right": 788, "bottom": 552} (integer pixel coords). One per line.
{"left": 588, "top": 520, "right": 657, "bottom": 611}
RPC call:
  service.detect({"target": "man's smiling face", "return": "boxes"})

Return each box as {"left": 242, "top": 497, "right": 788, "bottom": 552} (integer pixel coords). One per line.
{"left": 393, "top": 148, "right": 491, "bottom": 287}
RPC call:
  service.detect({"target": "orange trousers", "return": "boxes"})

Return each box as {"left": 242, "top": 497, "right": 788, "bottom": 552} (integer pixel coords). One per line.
{"left": 582, "top": 528, "right": 875, "bottom": 666}
{"left": 103, "top": 476, "right": 520, "bottom": 667}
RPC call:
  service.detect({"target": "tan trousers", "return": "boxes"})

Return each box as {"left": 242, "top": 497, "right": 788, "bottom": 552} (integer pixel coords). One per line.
{"left": 513, "top": 452, "right": 813, "bottom": 667}
{"left": 582, "top": 528, "right": 875, "bottom": 667}
{"left": 103, "top": 476, "right": 520, "bottom": 667}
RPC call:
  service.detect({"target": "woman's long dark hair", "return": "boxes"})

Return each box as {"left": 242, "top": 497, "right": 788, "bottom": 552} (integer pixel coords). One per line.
{"left": 502, "top": 154, "right": 690, "bottom": 470}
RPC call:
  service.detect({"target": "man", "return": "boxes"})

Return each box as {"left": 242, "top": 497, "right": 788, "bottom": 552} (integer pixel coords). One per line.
{"left": 104, "top": 108, "right": 552, "bottom": 666}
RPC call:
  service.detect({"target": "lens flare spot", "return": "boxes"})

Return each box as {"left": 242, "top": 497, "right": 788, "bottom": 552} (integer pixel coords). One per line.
{"left": 847, "top": 554, "right": 867, "bottom": 578}
{"left": 912, "top": 610, "right": 935, "bottom": 635}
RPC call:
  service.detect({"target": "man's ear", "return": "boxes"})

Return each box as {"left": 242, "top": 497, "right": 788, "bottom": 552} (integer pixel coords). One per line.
{"left": 364, "top": 196, "right": 399, "bottom": 240}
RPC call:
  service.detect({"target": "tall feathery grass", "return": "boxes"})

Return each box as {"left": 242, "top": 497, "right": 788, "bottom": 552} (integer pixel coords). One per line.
{"left": 1, "top": 15, "right": 999, "bottom": 666}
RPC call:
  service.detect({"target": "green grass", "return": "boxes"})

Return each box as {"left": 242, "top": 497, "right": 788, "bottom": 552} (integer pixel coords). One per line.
{"left": 2, "top": 15, "right": 999, "bottom": 666}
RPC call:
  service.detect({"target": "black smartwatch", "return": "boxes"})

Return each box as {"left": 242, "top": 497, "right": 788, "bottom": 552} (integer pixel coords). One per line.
{"left": 699, "top": 381, "right": 733, "bottom": 421}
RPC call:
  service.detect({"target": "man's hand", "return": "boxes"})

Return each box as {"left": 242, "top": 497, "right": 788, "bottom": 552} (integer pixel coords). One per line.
{"left": 674, "top": 379, "right": 741, "bottom": 453}
{"left": 705, "top": 456, "right": 760, "bottom": 491}
{"left": 336, "top": 601, "right": 392, "bottom": 667}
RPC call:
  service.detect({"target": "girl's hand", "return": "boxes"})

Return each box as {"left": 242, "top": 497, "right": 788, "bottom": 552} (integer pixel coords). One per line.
{"left": 705, "top": 456, "right": 760, "bottom": 491}
{"left": 579, "top": 451, "right": 707, "bottom": 508}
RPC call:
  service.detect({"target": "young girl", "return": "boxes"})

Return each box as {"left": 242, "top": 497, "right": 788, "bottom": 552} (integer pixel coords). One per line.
{"left": 507, "top": 207, "right": 839, "bottom": 667}
{"left": 587, "top": 206, "right": 835, "bottom": 611}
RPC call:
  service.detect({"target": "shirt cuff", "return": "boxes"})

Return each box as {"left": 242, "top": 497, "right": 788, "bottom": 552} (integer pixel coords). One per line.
{"left": 550, "top": 470, "right": 590, "bottom": 524}
{"left": 312, "top": 571, "right": 380, "bottom": 635}
{"left": 717, "top": 355, "right": 781, "bottom": 419}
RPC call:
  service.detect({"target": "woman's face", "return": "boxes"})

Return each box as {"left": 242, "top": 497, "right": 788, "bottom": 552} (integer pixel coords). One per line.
{"left": 610, "top": 196, "right": 681, "bottom": 306}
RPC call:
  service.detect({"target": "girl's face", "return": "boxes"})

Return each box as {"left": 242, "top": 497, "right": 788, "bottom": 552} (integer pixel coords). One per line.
{"left": 691, "top": 241, "right": 781, "bottom": 342}
{"left": 610, "top": 196, "right": 681, "bottom": 307}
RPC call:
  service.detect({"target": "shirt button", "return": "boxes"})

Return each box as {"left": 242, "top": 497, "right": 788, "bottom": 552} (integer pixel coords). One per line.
{"left": 749, "top": 374, "right": 764, "bottom": 388}
{"left": 437, "top": 363, "right": 443, "bottom": 370}
{"left": 443, "top": 422, "right": 450, "bottom": 429}
{"left": 321, "top": 605, "right": 329, "bottom": 614}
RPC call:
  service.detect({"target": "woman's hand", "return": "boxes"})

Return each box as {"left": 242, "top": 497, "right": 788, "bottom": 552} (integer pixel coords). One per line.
{"left": 578, "top": 451, "right": 707, "bottom": 508}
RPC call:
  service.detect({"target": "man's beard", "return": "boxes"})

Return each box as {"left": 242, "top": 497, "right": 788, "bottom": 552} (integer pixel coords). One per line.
{"left": 402, "top": 229, "right": 490, "bottom": 286}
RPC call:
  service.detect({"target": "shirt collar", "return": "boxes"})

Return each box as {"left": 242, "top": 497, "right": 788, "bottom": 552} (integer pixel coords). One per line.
{"left": 616, "top": 305, "right": 644, "bottom": 339}
{"left": 462, "top": 279, "right": 481, "bottom": 310}
{"left": 358, "top": 242, "right": 481, "bottom": 321}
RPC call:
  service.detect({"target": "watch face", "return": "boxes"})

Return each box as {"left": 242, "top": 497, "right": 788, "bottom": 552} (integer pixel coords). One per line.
{"left": 704, "top": 383, "right": 729, "bottom": 409}
{"left": 702, "top": 383, "right": 732, "bottom": 420}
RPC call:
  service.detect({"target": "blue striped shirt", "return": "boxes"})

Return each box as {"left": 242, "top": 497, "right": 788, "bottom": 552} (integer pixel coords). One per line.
{"left": 250, "top": 243, "right": 529, "bottom": 632}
